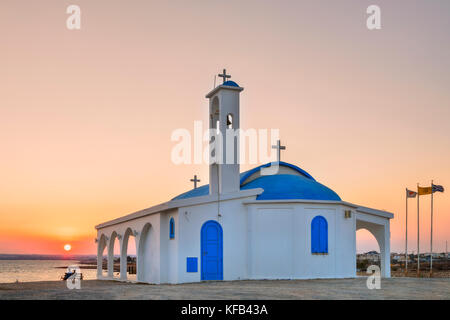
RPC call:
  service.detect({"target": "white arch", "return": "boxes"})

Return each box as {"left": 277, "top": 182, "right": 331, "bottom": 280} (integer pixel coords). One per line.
{"left": 120, "top": 227, "right": 137, "bottom": 281}
{"left": 356, "top": 221, "right": 390, "bottom": 277}
{"left": 108, "top": 231, "right": 121, "bottom": 278}
{"left": 137, "top": 223, "right": 152, "bottom": 282}
{"left": 97, "top": 233, "right": 108, "bottom": 278}
{"left": 356, "top": 228, "right": 381, "bottom": 253}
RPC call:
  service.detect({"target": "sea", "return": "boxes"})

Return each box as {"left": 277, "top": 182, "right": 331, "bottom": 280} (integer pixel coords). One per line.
{"left": 0, "top": 259, "right": 98, "bottom": 283}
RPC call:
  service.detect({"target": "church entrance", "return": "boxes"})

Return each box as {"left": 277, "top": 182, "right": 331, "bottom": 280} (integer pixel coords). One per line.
{"left": 201, "top": 220, "right": 223, "bottom": 281}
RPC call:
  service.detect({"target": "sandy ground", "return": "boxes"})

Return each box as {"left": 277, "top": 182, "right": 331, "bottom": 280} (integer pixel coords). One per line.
{"left": 0, "top": 277, "right": 449, "bottom": 300}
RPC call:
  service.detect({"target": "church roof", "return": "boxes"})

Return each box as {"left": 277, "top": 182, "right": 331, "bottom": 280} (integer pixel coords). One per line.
{"left": 171, "top": 162, "right": 341, "bottom": 201}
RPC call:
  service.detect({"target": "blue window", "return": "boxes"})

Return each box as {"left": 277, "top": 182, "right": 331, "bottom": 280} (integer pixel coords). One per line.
{"left": 169, "top": 217, "right": 175, "bottom": 239}
{"left": 186, "top": 257, "right": 198, "bottom": 272}
{"left": 311, "top": 216, "right": 328, "bottom": 254}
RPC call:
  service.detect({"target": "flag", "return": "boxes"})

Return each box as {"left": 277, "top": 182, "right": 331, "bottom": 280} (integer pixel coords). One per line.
{"left": 406, "top": 189, "right": 417, "bottom": 198}
{"left": 432, "top": 184, "right": 444, "bottom": 193}
{"left": 418, "top": 186, "right": 432, "bottom": 195}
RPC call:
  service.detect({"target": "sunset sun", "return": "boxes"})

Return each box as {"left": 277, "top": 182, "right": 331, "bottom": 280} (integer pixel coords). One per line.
{"left": 64, "top": 244, "right": 71, "bottom": 252}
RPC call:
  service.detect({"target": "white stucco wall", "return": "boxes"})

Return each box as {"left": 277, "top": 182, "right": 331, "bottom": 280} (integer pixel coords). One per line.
{"left": 176, "top": 195, "right": 254, "bottom": 283}
{"left": 96, "top": 198, "right": 391, "bottom": 284}
{"left": 174, "top": 198, "right": 360, "bottom": 283}
{"left": 247, "top": 203, "right": 356, "bottom": 280}
{"left": 160, "top": 209, "right": 178, "bottom": 283}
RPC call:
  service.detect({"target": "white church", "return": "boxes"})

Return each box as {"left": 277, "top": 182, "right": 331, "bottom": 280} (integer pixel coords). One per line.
{"left": 95, "top": 71, "right": 393, "bottom": 284}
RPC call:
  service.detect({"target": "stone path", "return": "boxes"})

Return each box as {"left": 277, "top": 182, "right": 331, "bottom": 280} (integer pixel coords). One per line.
{"left": 1, "top": 277, "right": 449, "bottom": 300}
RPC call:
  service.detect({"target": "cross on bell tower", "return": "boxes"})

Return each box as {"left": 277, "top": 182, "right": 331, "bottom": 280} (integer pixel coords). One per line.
{"left": 218, "top": 69, "right": 231, "bottom": 84}
{"left": 272, "top": 139, "right": 286, "bottom": 162}
{"left": 190, "top": 175, "right": 200, "bottom": 189}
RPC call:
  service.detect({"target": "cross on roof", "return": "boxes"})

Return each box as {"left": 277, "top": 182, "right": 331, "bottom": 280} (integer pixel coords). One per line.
{"left": 190, "top": 175, "right": 201, "bottom": 189}
{"left": 271, "top": 140, "right": 286, "bottom": 162}
{"left": 218, "top": 69, "right": 231, "bottom": 84}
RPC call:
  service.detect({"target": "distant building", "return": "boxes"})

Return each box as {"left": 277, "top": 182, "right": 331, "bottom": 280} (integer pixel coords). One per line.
{"left": 357, "top": 251, "right": 380, "bottom": 262}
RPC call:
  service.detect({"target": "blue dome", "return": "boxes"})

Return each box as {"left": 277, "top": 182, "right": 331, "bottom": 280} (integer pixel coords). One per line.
{"left": 222, "top": 80, "right": 239, "bottom": 87}
{"left": 173, "top": 184, "right": 209, "bottom": 200}
{"left": 171, "top": 162, "right": 341, "bottom": 201}
{"left": 241, "top": 174, "right": 341, "bottom": 201}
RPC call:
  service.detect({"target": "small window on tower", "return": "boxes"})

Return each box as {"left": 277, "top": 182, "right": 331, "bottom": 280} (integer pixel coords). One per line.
{"left": 169, "top": 218, "right": 175, "bottom": 239}
{"left": 227, "top": 114, "right": 233, "bottom": 129}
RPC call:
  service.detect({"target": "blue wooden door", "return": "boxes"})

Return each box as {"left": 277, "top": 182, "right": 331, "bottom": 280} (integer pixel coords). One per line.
{"left": 201, "top": 220, "right": 223, "bottom": 281}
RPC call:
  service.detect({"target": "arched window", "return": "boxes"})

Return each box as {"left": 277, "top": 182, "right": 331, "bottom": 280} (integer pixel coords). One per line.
{"left": 311, "top": 216, "right": 328, "bottom": 254}
{"left": 226, "top": 113, "right": 233, "bottom": 129}
{"left": 169, "top": 218, "right": 175, "bottom": 239}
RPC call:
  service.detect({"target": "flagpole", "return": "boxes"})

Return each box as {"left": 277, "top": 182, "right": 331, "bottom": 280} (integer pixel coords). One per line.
{"left": 405, "top": 188, "right": 408, "bottom": 275}
{"left": 430, "top": 180, "right": 433, "bottom": 277}
{"left": 417, "top": 183, "right": 420, "bottom": 277}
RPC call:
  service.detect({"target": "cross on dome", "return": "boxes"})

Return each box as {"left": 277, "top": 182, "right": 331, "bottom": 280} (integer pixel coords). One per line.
{"left": 190, "top": 175, "right": 201, "bottom": 189}
{"left": 272, "top": 139, "right": 286, "bottom": 162}
{"left": 218, "top": 69, "right": 231, "bottom": 84}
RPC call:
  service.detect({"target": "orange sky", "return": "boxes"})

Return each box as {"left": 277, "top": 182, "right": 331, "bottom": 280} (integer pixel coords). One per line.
{"left": 1, "top": 0, "right": 449, "bottom": 255}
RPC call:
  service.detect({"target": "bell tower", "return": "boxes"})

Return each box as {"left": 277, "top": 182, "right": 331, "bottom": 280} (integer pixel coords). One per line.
{"left": 206, "top": 70, "right": 244, "bottom": 195}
